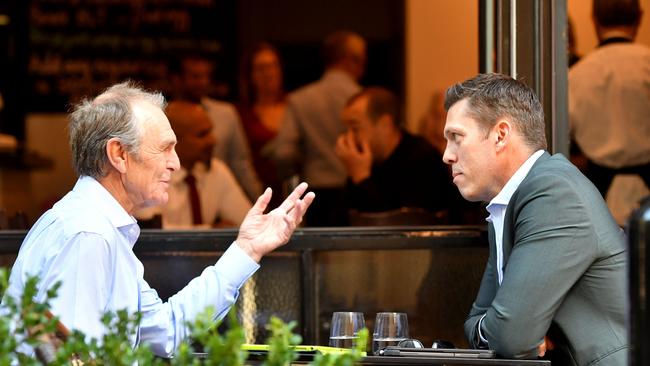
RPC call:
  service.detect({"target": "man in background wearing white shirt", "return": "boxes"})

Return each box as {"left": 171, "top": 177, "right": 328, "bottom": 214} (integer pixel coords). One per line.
{"left": 3, "top": 82, "right": 314, "bottom": 357}
{"left": 569, "top": 0, "right": 650, "bottom": 222}
{"left": 170, "top": 54, "right": 263, "bottom": 202}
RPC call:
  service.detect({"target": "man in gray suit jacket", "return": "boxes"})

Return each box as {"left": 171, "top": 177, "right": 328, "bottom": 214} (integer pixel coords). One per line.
{"left": 442, "top": 73, "right": 628, "bottom": 365}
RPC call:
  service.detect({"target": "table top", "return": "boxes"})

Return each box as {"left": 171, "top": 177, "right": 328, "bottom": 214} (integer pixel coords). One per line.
{"left": 360, "top": 356, "right": 551, "bottom": 365}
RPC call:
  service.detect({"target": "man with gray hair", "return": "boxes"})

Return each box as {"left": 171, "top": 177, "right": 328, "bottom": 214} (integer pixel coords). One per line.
{"left": 443, "top": 73, "right": 628, "bottom": 365}
{"left": 3, "top": 82, "right": 314, "bottom": 357}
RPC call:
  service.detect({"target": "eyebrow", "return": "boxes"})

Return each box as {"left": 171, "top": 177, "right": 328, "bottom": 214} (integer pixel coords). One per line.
{"left": 443, "top": 128, "right": 460, "bottom": 138}
{"left": 160, "top": 138, "right": 177, "bottom": 149}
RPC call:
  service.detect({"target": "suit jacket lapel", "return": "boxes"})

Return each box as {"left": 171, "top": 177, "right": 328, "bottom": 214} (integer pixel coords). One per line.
{"left": 501, "top": 152, "right": 551, "bottom": 274}
{"left": 487, "top": 222, "right": 500, "bottom": 288}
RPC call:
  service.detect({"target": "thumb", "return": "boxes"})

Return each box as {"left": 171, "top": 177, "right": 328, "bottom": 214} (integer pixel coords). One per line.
{"left": 250, "top": 187, "right": 272, "bottom": 215}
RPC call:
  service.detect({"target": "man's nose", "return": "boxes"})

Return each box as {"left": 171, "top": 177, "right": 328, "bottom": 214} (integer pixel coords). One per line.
{"left": 442, "top": 144, "right": 455, "bottom": 165}
{"left": 169, "top": 149, "right": 181, "bottom": 171}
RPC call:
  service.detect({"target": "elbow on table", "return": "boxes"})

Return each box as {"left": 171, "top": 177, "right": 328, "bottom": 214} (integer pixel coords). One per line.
{"left": 486, "top": 321, "right": 543, "bottom": 359}
{"left": 489, "top": 333, "right": 541, "bottom": 359}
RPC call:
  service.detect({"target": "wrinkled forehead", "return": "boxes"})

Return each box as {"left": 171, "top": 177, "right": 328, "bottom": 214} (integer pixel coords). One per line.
{"left": 132, "top": 101, "right": 175, "bottom": 141}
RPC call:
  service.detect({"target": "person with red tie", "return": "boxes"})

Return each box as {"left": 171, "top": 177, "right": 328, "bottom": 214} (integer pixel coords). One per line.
{"left": 138, "top": 100, "right": 252, "bottom": 228}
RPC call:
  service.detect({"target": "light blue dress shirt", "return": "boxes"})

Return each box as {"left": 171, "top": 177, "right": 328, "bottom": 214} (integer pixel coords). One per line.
{"left": 4, "top": 176, "right": 259, "bottom": 356}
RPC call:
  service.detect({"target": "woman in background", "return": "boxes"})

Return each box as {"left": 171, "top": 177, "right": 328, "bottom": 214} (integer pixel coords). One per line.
{"left": 237, "top": 43, "right": 286, "bottom": 207}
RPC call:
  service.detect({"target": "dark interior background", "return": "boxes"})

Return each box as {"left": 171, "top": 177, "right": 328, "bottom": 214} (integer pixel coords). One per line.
{"left": 0, "top": 0, "right": 405, "bottom": 142}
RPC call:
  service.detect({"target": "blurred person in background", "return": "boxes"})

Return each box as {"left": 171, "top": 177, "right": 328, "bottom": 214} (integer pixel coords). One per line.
{"left": 569, "top": 0, "right": 650, "bottom": 224}
{"left": 170, "top": 54, "right": 263, "bottom": 202}
{"left": 336, "top": 87, "right": 454, "bottom": 217}
{"left": 417, "top": 89, "right": 484, "bottom": 224}
{"left": 237, "top": 43, "right": 287, "bottom": 209}
{"left": 137, "top": 100, "right": 251, "bottom": 228}
{"left": 269, "top": 30, "right": 366, "bottom": 226}
{"left": 418, "top": 90, "right": 447, "bottom": 156}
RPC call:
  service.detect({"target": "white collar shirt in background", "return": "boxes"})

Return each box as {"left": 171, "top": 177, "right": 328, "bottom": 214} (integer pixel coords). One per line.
{"left": 569, "top": 42, "right": 650, "bottom": 168}
{"left": 144, "top": 158, "right": 252, "bottom": 229}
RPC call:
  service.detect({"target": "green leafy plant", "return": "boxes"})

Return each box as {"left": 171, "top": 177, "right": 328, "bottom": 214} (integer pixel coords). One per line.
{"left": 181, "top": 307, "right": 248, "bottom": 366}
{"left": 311, "top": 328, "right": 369, "bottom": 366}
{"left": 0, "top": 267, "right": 368, "bottom": 366}
{"left": 263, "top": 317, "right": 303, "bottom": 366}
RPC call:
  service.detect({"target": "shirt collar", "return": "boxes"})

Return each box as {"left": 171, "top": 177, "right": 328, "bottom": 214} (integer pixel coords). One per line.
{"left": 73, "top": 175, "right": 138, "bottom": 230}
{"left": 323, "top": 69, "right": 357, "bottom": 85}
{"left": 487, "top": 150, "right": 546, "bottom": 209}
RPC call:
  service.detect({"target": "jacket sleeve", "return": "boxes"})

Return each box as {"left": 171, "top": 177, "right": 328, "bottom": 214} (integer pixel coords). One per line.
{"left": 478, "top": 172, "right": 597, "bottom": 358}
{"left": 464, "top": 224, "right": 497, "bottom": 348}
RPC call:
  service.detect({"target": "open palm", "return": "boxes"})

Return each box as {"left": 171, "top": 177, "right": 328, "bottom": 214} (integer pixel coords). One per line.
{"left": 236, "top": 183, "right": 315, "bottom": 262}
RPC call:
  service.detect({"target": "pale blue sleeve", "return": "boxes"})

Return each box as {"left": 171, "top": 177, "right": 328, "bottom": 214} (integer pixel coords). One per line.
{"left": 137, "top": 243, "right": 259, "bottom": 357}
{"left": 44, "top": 232, "right": 113, "bottom": 341}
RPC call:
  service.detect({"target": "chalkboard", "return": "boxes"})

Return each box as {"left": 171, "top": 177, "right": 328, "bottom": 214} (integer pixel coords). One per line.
{"left": 27, "top": 0, "right": 235, "bottom": 111}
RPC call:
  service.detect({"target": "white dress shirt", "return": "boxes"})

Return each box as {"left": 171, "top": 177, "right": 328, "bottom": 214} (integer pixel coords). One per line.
{"left": 479, "top": 150, "right": 545, "bottom": 343}
{"left": 569, "top": 42, "right": 650, "bottom": 168}
{"left": 4, "top": 176, "right": 259, "bottom": 356}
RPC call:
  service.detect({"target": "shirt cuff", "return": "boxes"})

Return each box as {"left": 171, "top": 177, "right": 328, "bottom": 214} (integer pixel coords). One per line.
{"left": 213, "top": 242, "right": 260, "bottom": 287}
{"left": 477, "top": 314, "right": 489, "bottom": 346}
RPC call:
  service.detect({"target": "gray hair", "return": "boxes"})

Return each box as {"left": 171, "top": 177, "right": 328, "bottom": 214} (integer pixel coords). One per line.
{"left": 444, "top": 73, "right": 547, "bottom": 151}
{"left": 68, "top": 81, "right": 167, "bottom": 179}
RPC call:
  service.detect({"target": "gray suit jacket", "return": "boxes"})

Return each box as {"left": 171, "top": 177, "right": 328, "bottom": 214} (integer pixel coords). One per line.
{"left": 464, "top": 152, "right": 629, "bottom": 366}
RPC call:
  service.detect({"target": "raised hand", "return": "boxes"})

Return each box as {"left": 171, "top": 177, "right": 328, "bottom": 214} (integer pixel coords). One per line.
{"left": 235, "top": 182, "right": 315, "bottom": 262}
{"left": 335, "top": 131, "right": 372, "bottom": 184}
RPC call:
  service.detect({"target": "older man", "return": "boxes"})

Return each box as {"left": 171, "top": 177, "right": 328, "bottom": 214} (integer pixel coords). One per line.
{"left": 443, "top": 74, "right": 628, "bottom": 365}
{"left": 4, "top": 82, "right": 314, "bottom": 357}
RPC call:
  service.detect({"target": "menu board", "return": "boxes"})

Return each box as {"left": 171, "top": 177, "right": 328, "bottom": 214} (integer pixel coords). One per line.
{"left": 27, "top": 0, "right": 234, "bottom": 111}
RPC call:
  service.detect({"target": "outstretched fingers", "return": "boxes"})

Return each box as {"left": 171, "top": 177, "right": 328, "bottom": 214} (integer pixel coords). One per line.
{"left": 278, "top": 182, "right": 309, "bottom": 213}
{"left": 250, "top": 187, "right": 273, "bottom": 215}
{"left": 289, "top": 191, "right": 315, "bottom": 223}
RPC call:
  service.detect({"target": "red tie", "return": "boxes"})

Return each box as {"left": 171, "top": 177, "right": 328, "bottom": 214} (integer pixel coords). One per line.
{"left": 184, "top": 173, "right": 203, "bottom": 225}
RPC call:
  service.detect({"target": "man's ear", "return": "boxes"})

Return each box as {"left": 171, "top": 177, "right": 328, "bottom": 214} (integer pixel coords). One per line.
{"left": 106, "top": 137, "right": 128, "bottom": 174}
{"left": 494, "top": 119, "right": 512, "bottom": 151}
